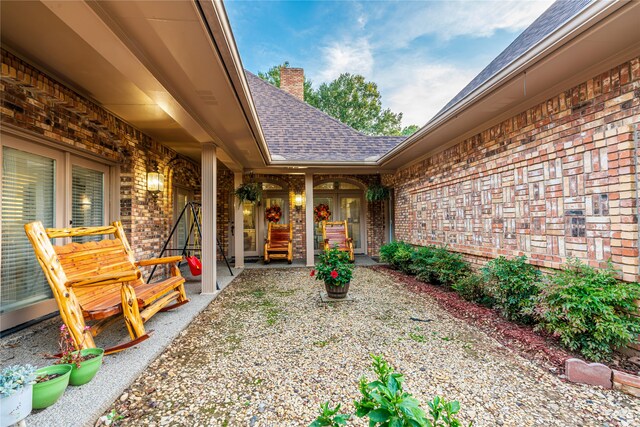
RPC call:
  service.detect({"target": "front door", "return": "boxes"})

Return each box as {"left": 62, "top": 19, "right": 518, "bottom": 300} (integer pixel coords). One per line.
{"left": 313, "top": 191, "right": 365, "bottom": 254}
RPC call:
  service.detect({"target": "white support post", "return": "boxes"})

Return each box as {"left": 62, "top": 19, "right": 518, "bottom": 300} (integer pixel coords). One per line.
{"left": 201, "top": 143, "right": 217, "bottom": 294}
{"left": 233, "top": 171, "right": 245, "bottom": 268}
{"left": 305, "top": 172, "right": 314, "bottom": 267}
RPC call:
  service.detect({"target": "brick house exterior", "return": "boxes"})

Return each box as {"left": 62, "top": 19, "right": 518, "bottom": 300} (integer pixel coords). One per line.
{"left": 386, "top": 58, "right": 640, "bottom": 282}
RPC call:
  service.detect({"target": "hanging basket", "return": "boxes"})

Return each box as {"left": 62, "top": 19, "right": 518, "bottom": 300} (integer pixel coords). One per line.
{"left": 365, "top": 184, "right": 390, "bottom": 202}
{"left": 235, "top": 183, "right": 262, "bottom": 203}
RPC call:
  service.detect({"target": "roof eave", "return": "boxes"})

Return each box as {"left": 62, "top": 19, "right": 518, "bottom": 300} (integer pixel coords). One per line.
{"left": 376, "top": 0, "right": 625, "bottom": 167}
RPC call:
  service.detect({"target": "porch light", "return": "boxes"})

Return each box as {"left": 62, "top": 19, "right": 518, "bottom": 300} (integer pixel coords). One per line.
{"left": 147, "top": 169, "right": 164, "bottom": 193}
{"left": 294, "top": 193, "right": 303, "bottom": 211}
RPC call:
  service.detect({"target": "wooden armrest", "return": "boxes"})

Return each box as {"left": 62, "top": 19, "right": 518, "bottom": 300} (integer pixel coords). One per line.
{"left": 66, "top": 270, "right": 140, "bottom": 288}
{"left": 136, "top": 256, "right": 183, "bottom": 267}
{"left": 324, "top": 239, "right": 330, "bottom": 244}
{"left": 346, "top": 238, "right": 353, "bottom": 243}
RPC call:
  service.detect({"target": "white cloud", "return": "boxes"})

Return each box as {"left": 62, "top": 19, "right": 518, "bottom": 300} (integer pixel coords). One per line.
{"left": 376, "top": 0, "right": 554, "bottom": 47}
{"left": 316, "top": 37, "right": 374, "bottom": 82}
{"left": 374, "top": 61, "right": 478, "bottom": 127}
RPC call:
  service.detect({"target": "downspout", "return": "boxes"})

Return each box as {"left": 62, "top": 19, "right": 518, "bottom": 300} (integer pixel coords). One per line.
{"left": 635, "top": 124, "right": 640, "bottom": 279}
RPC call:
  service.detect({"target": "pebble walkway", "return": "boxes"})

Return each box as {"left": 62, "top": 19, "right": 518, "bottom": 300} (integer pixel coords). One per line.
{"left": 101, "top": 268, "right": 640, "bottom": 426}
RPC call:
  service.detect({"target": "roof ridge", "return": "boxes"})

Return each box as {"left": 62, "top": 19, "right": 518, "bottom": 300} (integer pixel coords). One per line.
{"left": 245, "top": 70, "right": 405, "bottom": 140}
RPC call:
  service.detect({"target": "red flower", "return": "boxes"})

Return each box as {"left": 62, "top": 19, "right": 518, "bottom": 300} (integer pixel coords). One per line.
{"left": 330, "top": 270, "right": 339, "bottom": 279}
{"left": 310, "top": 269, "right": 315, "bottom": 277}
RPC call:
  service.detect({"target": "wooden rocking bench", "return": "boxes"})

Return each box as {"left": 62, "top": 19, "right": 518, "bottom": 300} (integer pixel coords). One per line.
{"left": 322, "top": 220, "right": 355, "bottom": 262}
{"left": 263, "top": 222, "right": 293, "bottom": 264}
{"left": 24, "top": 221, "right": 189, "bottom": 354}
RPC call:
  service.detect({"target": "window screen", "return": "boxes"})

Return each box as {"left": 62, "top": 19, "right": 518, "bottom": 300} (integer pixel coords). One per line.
{"left": 1, "top": 147, "right": 55, "bottom": 313}
{"left": 71, "top": 165, "right": 104, "bottom": 243}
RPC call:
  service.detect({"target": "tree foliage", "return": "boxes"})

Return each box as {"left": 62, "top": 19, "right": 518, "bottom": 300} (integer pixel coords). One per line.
{"left": 258, "top": 64, "right": 419, "bottom": 136}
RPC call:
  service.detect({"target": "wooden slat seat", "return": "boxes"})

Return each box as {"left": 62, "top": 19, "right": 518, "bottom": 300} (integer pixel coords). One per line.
{"left": 322, "top": 220, "right": 355, "bottom": 262}
{"left": 264, "top": 222, "right": 292, "bottom": 263}
{"left": 24, "top": 221, "right": 189, "bottom": 354}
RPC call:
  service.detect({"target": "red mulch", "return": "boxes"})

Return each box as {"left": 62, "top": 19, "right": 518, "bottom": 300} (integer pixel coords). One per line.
{"left": 371, "top": 266, "right": 574, "bottom": 373}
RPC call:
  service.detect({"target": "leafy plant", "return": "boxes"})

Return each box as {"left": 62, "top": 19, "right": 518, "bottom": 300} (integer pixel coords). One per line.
{"left": 482, "top": 256, "right": 541, "bottom": 323}
{"left": 310, "top": 355, "right": 469, "bottom": 427}
{"left": 0, "top": 364, "right": 36, "bottom": 397}
{"left": 52, "top": 324, "right": 94, "bottom": 368}
{"left": 310, "top": 402, "right": 350, "bottom": 427}
{"left": 235, "top": 182, "right": 262, "bottom": 203}
{"left": 380, "top": 241, "right": 415, "bottom": 273}
{"left": 452, "top": 273, "right": 494, "bottom": 307}
{"left": 535, "top": 259, "right": 640, "bottom": 361}
{"left": 311, "top": 246, "right": 354, "bottom": 287}
{"left": 412, "top": 246, "right": 469, "bottom": 286}
{"left": 366, "top": 184, "right": 390, "bottom": 202}
{"left": 99, "top": 409, "right": 125, "bottom": 426}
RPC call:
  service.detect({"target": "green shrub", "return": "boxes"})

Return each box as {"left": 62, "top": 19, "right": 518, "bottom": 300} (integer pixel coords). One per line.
{"left": 380, "top": 241, "right": 415, "bottom": 273}
{"left": 536, "top": 259, "right": 640, "bottom": 361}
{"left": 452, "top": 273, "right": 494, "bottom": 307}
{"left": 482, "top": 255, "right": 541, "bottom": 323}
{"left": 411, "top": 246, "right": 469, "bottom": 286}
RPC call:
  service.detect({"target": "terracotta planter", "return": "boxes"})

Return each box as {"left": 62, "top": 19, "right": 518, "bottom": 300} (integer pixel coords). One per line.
{"left": 325, "top": 281, "right": 350, "bottom": 299}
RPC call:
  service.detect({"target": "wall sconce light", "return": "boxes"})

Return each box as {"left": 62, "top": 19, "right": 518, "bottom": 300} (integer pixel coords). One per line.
{"left": 147, "top": 162, "right": 164, "bottom": 194}
{"left": 294, "top": 193, "right": 303, "bottom": 212}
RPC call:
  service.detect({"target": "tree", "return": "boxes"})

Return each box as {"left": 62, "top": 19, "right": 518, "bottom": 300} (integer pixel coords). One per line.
{"left": 312, "top": 73, "right": 403, "bottom": 136}
{"left": 257, "top": 62, "right": 316, "bottom": 104}
{"left": 258, "top": 65, "right": 419, "bottom": 136}
{"left": 401, "top": 124, "right": 420, "bottom": 136}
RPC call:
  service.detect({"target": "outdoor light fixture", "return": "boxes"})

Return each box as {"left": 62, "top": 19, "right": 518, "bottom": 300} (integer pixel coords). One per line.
{"left": 147, "top": 162, "right": 164, "bottom": 194}
{"left": 294, "top": 193, "right": 303, "bottom": 212}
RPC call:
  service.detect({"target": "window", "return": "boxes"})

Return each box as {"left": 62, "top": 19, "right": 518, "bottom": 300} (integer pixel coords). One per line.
{"left": 1, "top": 136, "right": 113, "bottom": 330}
{"left": 1, "top": 147, "right": 56, "bottom": 313}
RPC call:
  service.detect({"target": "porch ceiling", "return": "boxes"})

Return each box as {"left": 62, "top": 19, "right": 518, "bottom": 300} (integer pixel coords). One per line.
{"left": 0, "top": 0, "right": 267, "bottom": 171}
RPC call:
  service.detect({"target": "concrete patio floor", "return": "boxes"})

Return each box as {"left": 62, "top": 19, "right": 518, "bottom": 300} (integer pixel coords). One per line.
{"left": 101, "top": 267, "right": 639, "bottom": 427}
{"left": 0, "top": 263, "right": 241, "bottom": 427}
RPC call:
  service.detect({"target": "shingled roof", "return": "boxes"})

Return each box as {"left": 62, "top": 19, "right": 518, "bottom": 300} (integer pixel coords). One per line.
{"left": 245, "top": 71, "right": 405, "bottom": 162}
{"left": 434, "top": 0, "right": 592, "bottom": 119}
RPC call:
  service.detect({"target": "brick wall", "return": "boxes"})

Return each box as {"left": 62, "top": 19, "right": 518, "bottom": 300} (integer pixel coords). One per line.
{"left": 280, "top": 67, "right": 305, "bottom": 101}
{"left": 0, "top": 49, "right": 202, "bottom": 272}
{"left": 387, "top": 57, "right": 640, "bottom": 282}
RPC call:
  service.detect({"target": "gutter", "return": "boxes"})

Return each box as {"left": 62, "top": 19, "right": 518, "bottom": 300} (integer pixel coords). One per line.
{"left": 377, "top": 0, "right": 627, "bottom": 166}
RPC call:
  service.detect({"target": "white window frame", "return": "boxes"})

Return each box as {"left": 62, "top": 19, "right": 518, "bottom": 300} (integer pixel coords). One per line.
{"left": 0, "top": 131, "right": 117, "bottom": 331}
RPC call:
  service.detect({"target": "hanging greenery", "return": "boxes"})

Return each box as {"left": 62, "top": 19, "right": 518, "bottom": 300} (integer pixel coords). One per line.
{"left": 235, "top": 182, "right": 262, "bottom": 203}
{"left": 365, "top": 183, "right": 390, "bottom": 202}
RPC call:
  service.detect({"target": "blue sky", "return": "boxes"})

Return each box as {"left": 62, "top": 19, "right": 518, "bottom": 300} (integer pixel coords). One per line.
{"left": 226, "top": 0, "right": 554, "bottom": 127}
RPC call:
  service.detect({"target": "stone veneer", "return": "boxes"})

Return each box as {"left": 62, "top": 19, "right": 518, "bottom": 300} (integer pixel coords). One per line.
{"left": 386, "top": 57, "right": 640, "bottom": 282}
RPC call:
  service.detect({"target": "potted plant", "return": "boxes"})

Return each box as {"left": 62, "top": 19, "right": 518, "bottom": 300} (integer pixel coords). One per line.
{"left": 365, "top": 183, "right": 390, "bottom": 202}
{"left": 54, "top": 325, "right": 104, "bottom": 386}
{"left": 311, "top": 246, "right": 354, "bottom": 299}
{"left": 235, "top": 182, "right": 262, "bottom": 203}
{"left": 1, "top": 364, "right": 36, "bottom": 426}
{"left": 32, "top": 364, "right": 72, "bottom": 410}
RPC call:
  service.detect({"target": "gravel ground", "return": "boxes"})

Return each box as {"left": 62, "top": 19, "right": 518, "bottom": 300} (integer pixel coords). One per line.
{"left": 101, "top": 268, "right": 640, "bottom": 427}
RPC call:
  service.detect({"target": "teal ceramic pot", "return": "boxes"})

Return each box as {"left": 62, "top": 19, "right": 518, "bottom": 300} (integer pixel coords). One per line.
{"left": 68, "top": 348, "right": 104, "bottom": 386}
{"left": 32, "top": 365, "right": 71, "bottom": 409}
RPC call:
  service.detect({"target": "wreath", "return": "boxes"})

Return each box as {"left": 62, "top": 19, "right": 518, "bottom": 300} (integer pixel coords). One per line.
{"left": 314, "top": 203, "right": 331, "bottom": 222}
{"left": 265, "top": 205, "right": 282, "bottom": 223}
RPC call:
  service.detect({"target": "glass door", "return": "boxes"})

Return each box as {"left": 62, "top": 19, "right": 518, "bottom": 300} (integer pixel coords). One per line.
{"left": 71, "top": 163, "right": 107, "bottom": 243}
{"left": 339, "top": 195, "right": 362, "bottom": 251}
{"left": 313, "top": 195, "right": 335, "bottom": 250}
{"left": 243, "top": 201, "right": 259, "bottom": 256}
{"left": 261, "top": 193, "right": 289, "bottom": 254}
{"left": 173, "top": 187, "right": 193, "bottom": 254}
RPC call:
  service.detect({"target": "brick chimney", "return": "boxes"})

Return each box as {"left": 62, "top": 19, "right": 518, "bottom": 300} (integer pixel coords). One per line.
{"left": 280, "top": 67, "right": 304, "bottom": 101}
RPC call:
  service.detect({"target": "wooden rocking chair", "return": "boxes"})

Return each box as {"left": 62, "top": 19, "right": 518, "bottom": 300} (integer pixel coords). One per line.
{"left": 24, "top": 221, "right": 189, "bottom": 354}
{"left": 264, "top": 222, "right": 293, "bottom": 264}
{"left": 322, "top": 220, "right": 355, "bottom": 262}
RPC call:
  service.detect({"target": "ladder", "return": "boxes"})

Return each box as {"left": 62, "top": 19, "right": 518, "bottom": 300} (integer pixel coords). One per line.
{"left": 147, "top": 201, "right": 233, "bottom": 289}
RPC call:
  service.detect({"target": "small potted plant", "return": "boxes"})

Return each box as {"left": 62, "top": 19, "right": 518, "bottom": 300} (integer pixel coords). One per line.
{"left": 32, "top": 364, "right": 72, "bottom": 410}
{"left": 1, "top": 364, "right": 36, "bottom": 426}
{"left": 365, "top": 183, "right": 390, "bottom": 202}
{"left": 54, "top": 325, "right": 104, "bottom": 386}
{"left": 311, "top": 246, "right": 354, "bottom": 299}
{"left": 235, "top": 182, "right": 262, "bottom": 203}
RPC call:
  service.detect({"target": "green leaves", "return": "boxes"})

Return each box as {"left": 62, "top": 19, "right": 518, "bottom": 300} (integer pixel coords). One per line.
{"left": 536, "top": 258, "right": 640, "bottom": 361}
{"left": 314, "top": 246, "right": 354, "bottom": 286}
{"left": 310, "top": 402, "right": 350, "bottom": 427}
